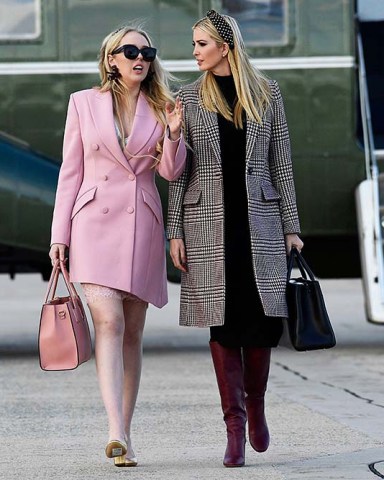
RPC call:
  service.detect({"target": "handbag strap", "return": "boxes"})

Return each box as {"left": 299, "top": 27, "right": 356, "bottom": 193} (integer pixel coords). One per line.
{"left": 44, "top": 260, "right": 60, "bottom": 303}
{"left": 287, "top": 247, "right": 316, "bottom": 282}
{"left": 43, "top": 260, "right": 78, "bottom": 304}
{"left": 59, "top": 260, "right": 80, "bottom": 299}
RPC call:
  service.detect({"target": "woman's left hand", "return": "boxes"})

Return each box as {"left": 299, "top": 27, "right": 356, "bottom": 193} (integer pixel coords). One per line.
{"left": 285, "top": 233, "right": 304, "bottom": 254}
{"left": 165, "top": 96, "right": 183, "bottom": 140}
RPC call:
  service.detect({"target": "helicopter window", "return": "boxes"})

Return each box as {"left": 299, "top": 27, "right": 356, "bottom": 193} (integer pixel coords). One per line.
{"left": 357, "top": 0, "right": 384, "bottom": 21}
{"left": 0, "top": 0, "right": 41, "bottom": 40}
{"left": 217, "top": 0, "right": 288, "bottom": 46}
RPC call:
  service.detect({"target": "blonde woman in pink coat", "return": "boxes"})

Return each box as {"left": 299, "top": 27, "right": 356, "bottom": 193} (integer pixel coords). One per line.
{"left": 49, "top": 24, "right": 186, "bottom": 468}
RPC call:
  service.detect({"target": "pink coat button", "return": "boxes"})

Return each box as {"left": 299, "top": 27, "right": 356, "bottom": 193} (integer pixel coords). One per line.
{"left": 102, "top": 207, "right": 109, "bottom": 214}
{"left": 128, "top": 174, "right": 135, "bottom": 181}
{"left": 127, "top": 206, "right": 134, "bottom": 214}
{"left": 91, "top": 143, "right": 99, "bottom": 150}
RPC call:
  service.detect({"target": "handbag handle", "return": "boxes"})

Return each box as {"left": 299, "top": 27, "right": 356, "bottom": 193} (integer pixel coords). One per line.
{"left": 58, "top": 260, "right": 80, "bottom": 299}
{"left": 43, "top": 260, "right": 78, "bottom": 305}
{"left": 287, "top": 247, "right": 316, "bottom": 282}
{"left": 44, "top": 260, "right": 60, "bottom": 303}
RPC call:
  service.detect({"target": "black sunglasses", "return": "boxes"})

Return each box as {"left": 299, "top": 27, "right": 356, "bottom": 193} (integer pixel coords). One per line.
{"left": 112, "top": 44, "right": 157, "bottom": 62}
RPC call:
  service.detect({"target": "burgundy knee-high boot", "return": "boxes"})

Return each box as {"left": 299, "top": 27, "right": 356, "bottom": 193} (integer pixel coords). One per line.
{"left": 209, "top": 341, "right": 246, "bottom": 467}
{"left": 243, "top": 347, "right": 271, "bottom": 452}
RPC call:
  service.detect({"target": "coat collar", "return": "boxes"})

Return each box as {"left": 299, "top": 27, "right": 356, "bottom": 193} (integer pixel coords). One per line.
{"left": 200, "top": 107, "right": 261, "bottom": 167}
{"left": 195, "top": 77, "right": 261, "bottom": 167}
{"left": 89, "top": 89, "right": 157, "bottom": 172}
{"left": 125, "top": 91, "right": 158, "bottom": 158}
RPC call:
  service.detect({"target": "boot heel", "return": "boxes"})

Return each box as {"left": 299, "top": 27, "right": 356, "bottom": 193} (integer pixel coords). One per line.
{"left": 243, "top": 347, "right": 271, "bottom": 453}
{"left": 224, "top": 432, "right": 246, "bottom": 467}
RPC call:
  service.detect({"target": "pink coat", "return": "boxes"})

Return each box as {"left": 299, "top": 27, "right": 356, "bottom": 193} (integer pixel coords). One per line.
{"left": 51, "top": 88, "right": 186, "bottom": 308}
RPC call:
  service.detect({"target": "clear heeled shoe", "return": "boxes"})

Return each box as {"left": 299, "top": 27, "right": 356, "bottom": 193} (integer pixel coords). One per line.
{"left": 114, "top": 436, "right": 137, "bottom": 467}
{"left": 114, "top": 455, "right": 138, "bottom": 467}
{"left": 105, "top": 439, "right": 127, "bottom": 459}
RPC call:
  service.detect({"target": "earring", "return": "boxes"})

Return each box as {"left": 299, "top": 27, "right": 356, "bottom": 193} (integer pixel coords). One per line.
{"left": 107, "top": 65, "right": 121, "bottom": 81}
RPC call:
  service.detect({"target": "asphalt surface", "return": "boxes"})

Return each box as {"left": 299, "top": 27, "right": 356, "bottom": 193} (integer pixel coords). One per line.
{"left": 1, "top": 273, "right": 384, "bottom": 479}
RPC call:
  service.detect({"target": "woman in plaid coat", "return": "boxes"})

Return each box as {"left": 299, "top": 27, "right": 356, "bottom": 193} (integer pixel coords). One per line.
{"left": 167, "top": 10, "right": 303, "bottom": 467}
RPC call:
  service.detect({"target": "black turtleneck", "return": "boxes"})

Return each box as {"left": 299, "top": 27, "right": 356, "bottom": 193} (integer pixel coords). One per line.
{"left": 213, "top": 73, "right": 237, "bottom": 108}
{"left": 212, "top": 74, "right": 248, "bottom": 266}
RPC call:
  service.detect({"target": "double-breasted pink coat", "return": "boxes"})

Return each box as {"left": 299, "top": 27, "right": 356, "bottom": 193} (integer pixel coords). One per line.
{"left": 51, "top": 88, "right": 186, "bottom": 308}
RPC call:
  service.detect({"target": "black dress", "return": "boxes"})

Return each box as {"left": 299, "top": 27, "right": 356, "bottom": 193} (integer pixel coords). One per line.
{"left": 210, "top": 74, "right": 283, "bottom": 348}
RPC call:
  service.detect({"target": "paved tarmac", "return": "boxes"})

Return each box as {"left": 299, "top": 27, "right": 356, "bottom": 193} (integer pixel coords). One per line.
{"left": 1, "top": 273, "right": 384, "bottom": 479}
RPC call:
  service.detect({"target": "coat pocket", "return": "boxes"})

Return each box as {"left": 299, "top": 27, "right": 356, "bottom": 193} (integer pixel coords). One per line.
{"left": 261, "top": 181, "right": 281, "bottom": 201}
{"left": 142, "top": 189, "right": 162, "bottom": 224}
{"left": 71, "top": 186, "right": 97, "bottom": 219}
{"left": 183, "top": 189, "right": 202, "bottom": 206}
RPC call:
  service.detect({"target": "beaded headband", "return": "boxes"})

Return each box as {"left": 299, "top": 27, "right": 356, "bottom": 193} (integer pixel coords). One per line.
{"left": 206, "top": 10, "right": 234, "bottom": 50}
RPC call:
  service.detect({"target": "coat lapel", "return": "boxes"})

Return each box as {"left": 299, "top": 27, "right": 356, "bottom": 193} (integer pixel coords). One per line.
{"left": 193, "top": 79, "right": 262, "bottom": 168}
{"left": 125, "top": 92, "right": 158, "bottom": 159}
{"left": 199, "top": 103, "right": 261, "bottom": 168}
{"left": 199, "top": 105, "right": 222, "bottom": 166}
{"left": 245, "top": 118, "right": 261, "bottom": 165}
{"left": 88, "top": 90, "right": 133, "bottom": 172}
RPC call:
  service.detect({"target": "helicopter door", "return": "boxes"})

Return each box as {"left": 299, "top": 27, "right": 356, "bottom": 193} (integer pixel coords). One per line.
{"left": 355, "top": 0, "right": 384, "bottom": 323}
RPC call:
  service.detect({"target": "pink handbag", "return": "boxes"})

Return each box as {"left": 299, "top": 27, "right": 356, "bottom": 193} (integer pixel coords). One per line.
{"left": 38, "top": 260, "right": 92, "bottom": 371}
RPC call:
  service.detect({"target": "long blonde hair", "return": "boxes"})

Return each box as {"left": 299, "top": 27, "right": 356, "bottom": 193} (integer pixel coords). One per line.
{"left": 97, "top": 24, "right": 177, "bottom": 156}
{"left": 193, "top": 15, "right": 271, "bottom": 128}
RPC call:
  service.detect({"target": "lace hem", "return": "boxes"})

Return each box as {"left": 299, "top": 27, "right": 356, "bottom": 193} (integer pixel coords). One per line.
{"left": 81, "top": 283, "right": 146, "bottom": 304}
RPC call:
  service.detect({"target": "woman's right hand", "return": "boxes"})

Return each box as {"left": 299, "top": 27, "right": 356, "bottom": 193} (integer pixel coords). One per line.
{"left": 170, "top": 238, "right": 188, "bottom": 272}
{"left": 166, "top": 96, "right": 183, "bottom": 140}
{"left": 49, "top": 243, "right": 67, "bottom": 267}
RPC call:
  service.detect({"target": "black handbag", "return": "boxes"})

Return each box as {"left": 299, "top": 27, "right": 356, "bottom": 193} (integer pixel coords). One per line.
{"left": 286, "top": 247, "right": 336, "bottom": 351}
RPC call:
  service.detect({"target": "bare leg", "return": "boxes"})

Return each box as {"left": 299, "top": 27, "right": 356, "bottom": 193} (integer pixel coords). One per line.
{"left": 87, "top": 296, "right": 126, "bottom": 443}
{"left": 122, "top": 299, "right": 147, "bottom": 458}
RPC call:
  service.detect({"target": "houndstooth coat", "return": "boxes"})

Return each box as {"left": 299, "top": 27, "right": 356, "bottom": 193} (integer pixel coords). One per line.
{"left": 166, "top": 78, "right": 301, "bottom": 327}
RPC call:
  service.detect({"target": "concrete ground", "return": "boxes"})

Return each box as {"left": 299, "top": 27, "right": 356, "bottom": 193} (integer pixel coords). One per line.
{"left": 0, "top": 274, "right": 384, "bottom": 479}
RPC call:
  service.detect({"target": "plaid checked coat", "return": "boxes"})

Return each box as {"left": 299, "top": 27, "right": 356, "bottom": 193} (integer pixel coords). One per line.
{"left": 166, "top": 78, "right": 301, "bottom": 327}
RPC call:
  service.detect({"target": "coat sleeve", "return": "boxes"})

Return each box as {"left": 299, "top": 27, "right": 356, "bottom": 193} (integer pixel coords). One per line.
{"left": 50, "top": 94, "right": 84, "bottom": 246}
{"left": 156, "top": 131, "right": 186, "bottom": 181}
{"left": 166, "top": 88, "right": 193, "bottom": 240}
{"left": 268, "top": 80, "right": 301, "bottom": 235}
